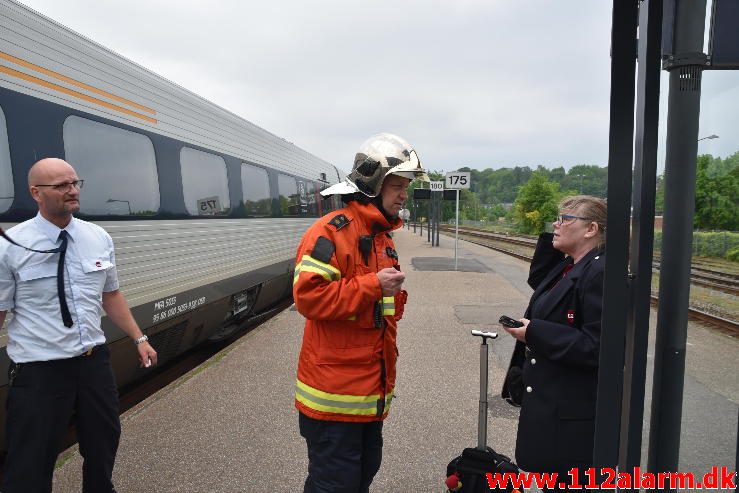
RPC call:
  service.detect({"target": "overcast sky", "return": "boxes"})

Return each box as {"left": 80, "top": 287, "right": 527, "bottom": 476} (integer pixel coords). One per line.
{"left": 17, "top": 0, "right": 737, "bottom": 174}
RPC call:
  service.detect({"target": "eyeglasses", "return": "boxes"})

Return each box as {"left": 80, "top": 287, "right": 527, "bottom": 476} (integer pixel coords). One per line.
{"left": 33, "top": 180, "right": 84, "bottom": 192}
{"left": 556, "top": 213, "right": 592, "bottom": 225}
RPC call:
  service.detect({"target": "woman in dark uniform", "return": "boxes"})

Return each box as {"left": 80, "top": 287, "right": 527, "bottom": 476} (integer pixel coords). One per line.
{"left": 501, "top": 195, "right": 607, "bottom": 489}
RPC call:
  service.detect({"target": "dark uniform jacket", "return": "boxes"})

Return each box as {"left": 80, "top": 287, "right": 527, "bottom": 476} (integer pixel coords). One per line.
{"left": 502, "top": 233, "right": 605, "bottom": 474}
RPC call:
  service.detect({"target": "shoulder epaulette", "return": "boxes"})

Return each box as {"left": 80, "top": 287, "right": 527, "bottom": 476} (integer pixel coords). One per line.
{"left": 327, "top": 214, "right": 350, "bottom": 231}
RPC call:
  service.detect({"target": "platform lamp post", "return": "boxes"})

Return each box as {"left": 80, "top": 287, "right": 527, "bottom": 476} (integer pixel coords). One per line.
{"left": 696, "top": 136, "right": 719, "bottom": 234}
{"left": 107, "top": 198, "right": 131, "bottom": 214}
{"left": 414, "top": 199, "right": 419, "bottom": 234}
{"left": 648, "top": 0, "right": 711, "bottom": 485}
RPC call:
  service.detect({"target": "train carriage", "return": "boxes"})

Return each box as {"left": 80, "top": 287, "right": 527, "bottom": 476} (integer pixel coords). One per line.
{"left": 0, "top": 0, "right": 343, "bottom": 449}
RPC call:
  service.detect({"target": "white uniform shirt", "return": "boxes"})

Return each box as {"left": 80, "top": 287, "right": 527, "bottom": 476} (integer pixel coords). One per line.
{"left": 0, "top": 213, "right": 119, "bottom": 362}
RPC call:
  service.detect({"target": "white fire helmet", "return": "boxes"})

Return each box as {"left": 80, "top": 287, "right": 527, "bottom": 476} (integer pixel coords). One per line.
{"left": 320, "top": 133, "right": 429, "bottom": 198}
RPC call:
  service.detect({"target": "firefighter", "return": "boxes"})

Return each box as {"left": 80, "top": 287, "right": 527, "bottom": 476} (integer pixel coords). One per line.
{"left": 293, "top": 133, "right": 428, "bottom": 493}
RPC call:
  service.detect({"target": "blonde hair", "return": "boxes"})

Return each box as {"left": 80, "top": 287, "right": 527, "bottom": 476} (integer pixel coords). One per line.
{"left": 559, "top": 195, "right": 607, "bottom": 248}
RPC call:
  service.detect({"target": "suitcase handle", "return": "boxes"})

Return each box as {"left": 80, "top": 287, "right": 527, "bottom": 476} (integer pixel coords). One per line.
{"left": 470, "top": 329, "right": 498, "bottom": 341}
{"left": 470, "top": 330, "right": 498, "bottom": 450}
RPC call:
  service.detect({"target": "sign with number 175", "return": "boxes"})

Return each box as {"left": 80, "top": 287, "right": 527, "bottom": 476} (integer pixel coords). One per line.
{"left": 445, "top": 172, "right": 470, "bottom": 189}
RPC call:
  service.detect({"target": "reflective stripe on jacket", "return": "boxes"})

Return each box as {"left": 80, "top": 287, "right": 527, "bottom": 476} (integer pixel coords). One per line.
{"left": 293, "top": 200, "right": 408, "bottom": 423}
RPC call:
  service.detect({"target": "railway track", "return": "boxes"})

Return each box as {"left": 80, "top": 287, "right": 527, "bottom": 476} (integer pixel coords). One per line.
{"left": 442, "top": 226, "right": 739, "bottom": 296}
{"left": 437, "top": 225, "right": 739, "bottom": 335}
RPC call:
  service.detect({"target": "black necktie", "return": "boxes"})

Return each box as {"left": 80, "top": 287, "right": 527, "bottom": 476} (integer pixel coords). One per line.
{"left": 57, "top": 230, "right": 73, "bottom": 328}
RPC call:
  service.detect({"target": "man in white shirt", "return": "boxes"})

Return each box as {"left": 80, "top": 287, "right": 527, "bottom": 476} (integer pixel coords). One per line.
{"left": 0, "top": 158, "right": 158, "bottom": 493}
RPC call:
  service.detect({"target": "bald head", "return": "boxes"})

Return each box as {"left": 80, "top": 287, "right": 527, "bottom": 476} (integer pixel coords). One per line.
{"left": 28, "top": 158, "right": 77, "bottom": 186}
{"left": 28, "top": 158, "right": 81, "bottom": 228}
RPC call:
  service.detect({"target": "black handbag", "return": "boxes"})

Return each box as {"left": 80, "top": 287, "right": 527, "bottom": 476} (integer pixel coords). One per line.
{"left": 446, "top": 447, "right": 522, "bottom": 492}
{"left": 503, "top": 365, "right": 524, "bottom": 407}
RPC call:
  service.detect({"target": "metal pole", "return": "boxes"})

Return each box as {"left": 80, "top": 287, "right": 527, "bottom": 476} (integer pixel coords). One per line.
{"left": 477, "top": 338, "right": 488, "bottom": 450}
{"left": 434, "top": 192, "right": 438, "bottom": 246}
{"left": 427, "top": 198, "right": 431, "bottom": 243}
{"left": 436, "top": 201, "right": 440, "bottom": 247}
{"left": 413, "top": 200, "right": 417, "bottom": 233}
{"left": 647, "top": 0, "right": 707, "bottom": 483}
{"left": 593, "top": 0, "right": 639, "bottom": 476}
{"left": 431, "top": 193, "right": 435, "bottom": 246}
{"left": 430, "top": 194, "right": 435, "bottom": 245}
{"left": 455, "top": 189, "right": 459, "bottom": 270}
{"left": 430, "top": 187, "right": 434, "bottom": 241}
{"left": 436, "top": 192, "right": 441, "bottom": 247}
{"left": 619, "top": 0, "right": 662, "bottom": 483}
{"left": 433, "top": 193, "right": 438, "bottom": 246}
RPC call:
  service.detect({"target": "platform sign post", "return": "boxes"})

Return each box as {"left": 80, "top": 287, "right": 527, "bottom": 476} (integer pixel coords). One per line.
{"left": 445, "top": 172, "right": 471, "bottom": 270}
{"left": 429, "top": 182, "right": 443, "bottom": 246}
{"left": 413, "top": 187, "right": 431, "bottom": 237}
{"left": 455, "top": 189, "right": 459, "bottom": 269}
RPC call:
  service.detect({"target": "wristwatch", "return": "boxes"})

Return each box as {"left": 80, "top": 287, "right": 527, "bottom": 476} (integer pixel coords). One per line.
{"left": 134, "top": 334, "right": 149, "bottom": 345}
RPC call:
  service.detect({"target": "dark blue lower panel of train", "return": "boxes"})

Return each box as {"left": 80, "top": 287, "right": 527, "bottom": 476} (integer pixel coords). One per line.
{"left": 0, "top": 258, "right": 296, "bottom": 451}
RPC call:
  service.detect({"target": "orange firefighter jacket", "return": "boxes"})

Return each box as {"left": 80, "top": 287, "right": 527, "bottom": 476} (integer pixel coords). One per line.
{"left": 293, "top": 200, "right": 408, "bottom": 423}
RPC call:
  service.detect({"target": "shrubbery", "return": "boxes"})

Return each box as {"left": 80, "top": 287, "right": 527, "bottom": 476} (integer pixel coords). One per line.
{"left": 653, "top": 230, "right": 739, "bottom": 261}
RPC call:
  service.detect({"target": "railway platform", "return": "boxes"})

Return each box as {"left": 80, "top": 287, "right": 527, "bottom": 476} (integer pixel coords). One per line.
{"left": 52, "top": 227, "right": 739, "bottom": 492}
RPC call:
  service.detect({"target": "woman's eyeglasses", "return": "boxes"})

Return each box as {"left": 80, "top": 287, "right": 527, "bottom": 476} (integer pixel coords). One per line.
{"left": 33, "top": 180, "right": 84, "bottom": 192}
{"left": 556, "top": 214, "right": 592, "bottom": 225}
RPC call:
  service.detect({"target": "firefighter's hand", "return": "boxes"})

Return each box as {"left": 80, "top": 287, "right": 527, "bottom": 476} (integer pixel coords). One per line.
{"left": 377, "top": 267, "right": 405, "bottom": 296}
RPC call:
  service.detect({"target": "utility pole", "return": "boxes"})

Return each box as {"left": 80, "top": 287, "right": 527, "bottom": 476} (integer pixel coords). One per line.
{"left": 648, "top": 0, "right": 708, "bottom": 484}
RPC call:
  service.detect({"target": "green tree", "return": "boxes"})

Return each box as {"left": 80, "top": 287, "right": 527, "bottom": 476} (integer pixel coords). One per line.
{"left": 460, "top": 189, "right": 482, "bottom": 221}
{"left": 655, "top": 174, "right": 665, "bottom": 215}
{"left": 549, "top": 166, "right": 566, "bottom": 184}
{"left": 488, "top": 203, "right": 508, "bottom": 221}
{"left": 562, "top": 165, "right": 608, "bottom": 197}
{"left": 513, "top": 172, "right": 561, "bottom": 234}
{"left": 694, "top": 153, "right": 739, "bottom": 230}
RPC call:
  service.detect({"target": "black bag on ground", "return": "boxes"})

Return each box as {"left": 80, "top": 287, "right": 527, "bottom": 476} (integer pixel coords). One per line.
{"left": 445, "top": 330, "right": 524, "bottom": 493}
{"left": 446, "top": 446, "right": 521, "bottom": 492}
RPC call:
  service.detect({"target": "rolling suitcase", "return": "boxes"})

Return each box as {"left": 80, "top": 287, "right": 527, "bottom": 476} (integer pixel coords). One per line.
{"left": 445, "top": 330, "right": 523, "bottom": 493}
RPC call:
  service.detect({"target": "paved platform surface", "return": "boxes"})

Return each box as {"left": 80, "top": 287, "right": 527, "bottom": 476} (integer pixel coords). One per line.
{"left": 52, "top": 227, "right": 738, "bottom": 492}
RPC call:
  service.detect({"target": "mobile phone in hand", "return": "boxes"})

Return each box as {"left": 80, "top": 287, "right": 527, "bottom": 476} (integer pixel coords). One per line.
{"left": 499, "top": 315, "right": 524, "bottom": 328}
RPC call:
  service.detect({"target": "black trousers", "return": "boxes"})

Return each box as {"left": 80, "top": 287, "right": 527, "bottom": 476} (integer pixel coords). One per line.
{"left": 2, "top": 345, "right": 121, "bottom": 493}
{"left": 299, "top": 412, "right": 383, "bottom": 493}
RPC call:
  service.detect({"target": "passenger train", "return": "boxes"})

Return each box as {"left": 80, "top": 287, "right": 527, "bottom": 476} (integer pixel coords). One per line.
{"left": 0, "top": 0, "right": 343, "bottom": 449}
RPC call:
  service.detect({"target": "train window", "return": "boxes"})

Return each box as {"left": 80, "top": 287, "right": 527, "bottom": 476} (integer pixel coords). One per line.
{"left": 303, "top": 181, "right": 319, "bottom": 217}
{"left": 321, "top": 189, "right": 339, "bottom": 215}
{"left": 0, "top": 107, "right": 12, "bottom": 214}
{"left": 180, "top": 147, "right": 230, "bottom": 216}
{"left": 240, "top": 163, "right": 271, "bottom": 217}
{"left": 277, "top": 173, "right": 299, "bottom": 216}
{"left": 63, "top": 116, "right": 159, "bottom": 216}
{"left": 330, "top": 194, "right": 342, "bottom": 212}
